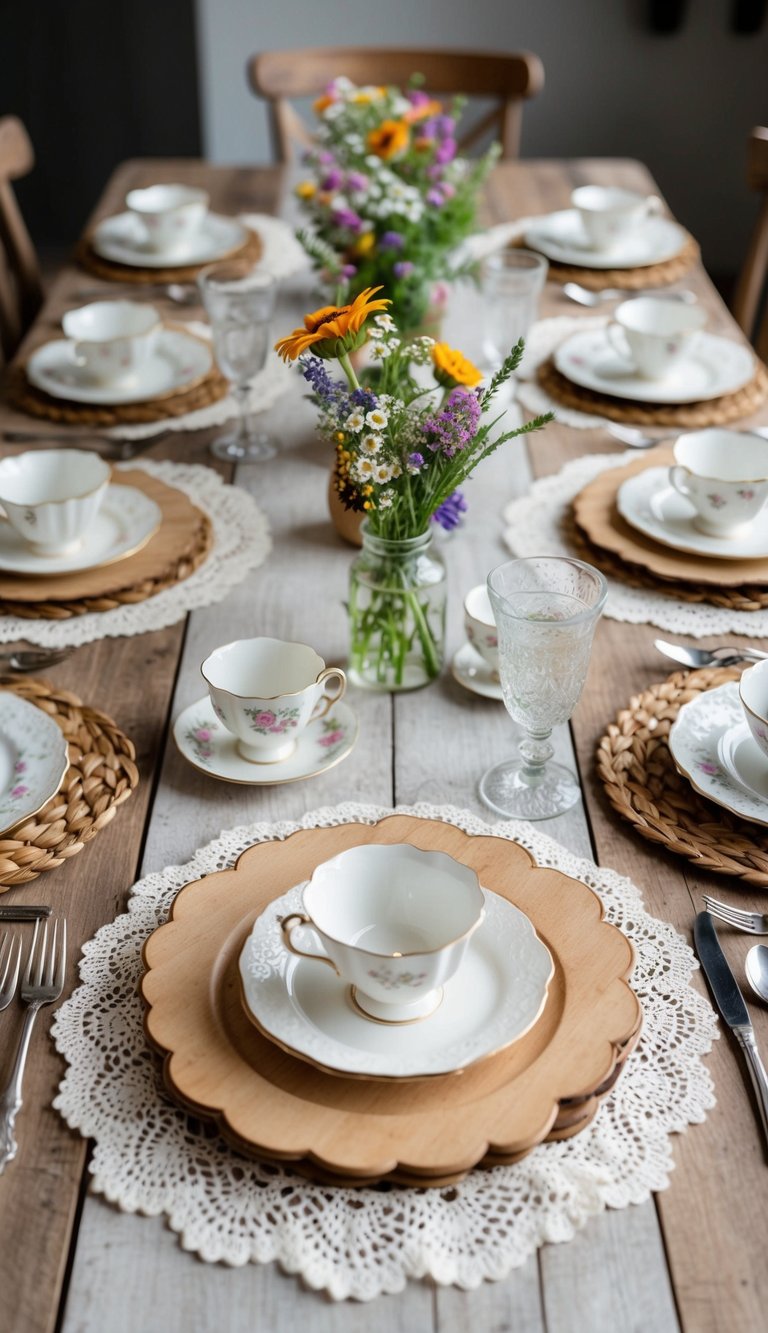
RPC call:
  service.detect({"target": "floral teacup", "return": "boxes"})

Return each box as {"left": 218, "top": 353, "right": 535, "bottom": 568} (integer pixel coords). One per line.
{"left": 201, "top": 637, "right": 345, "bottom": 763}
{"left": 281, "top": 843, "right": 486, "bottom": 1022}
{"left": 670, "top": 430, "right": 768, "bottom": 538}
{"left": 464, "top": 583, "right": 499, "bottom": 674}
{"left": 740, "top": 659, "right": 768, "bottom": 764}
{"left": 125, "top": 184, "right": 209, "bottom": 255}
{"left": 0, "top": 449, "right": 110, "bottom": 555}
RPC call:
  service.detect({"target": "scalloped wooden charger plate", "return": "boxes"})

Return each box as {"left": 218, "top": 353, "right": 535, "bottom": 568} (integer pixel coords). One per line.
{"left": 141, "top": 815, "right": 641, "bottom": 1187}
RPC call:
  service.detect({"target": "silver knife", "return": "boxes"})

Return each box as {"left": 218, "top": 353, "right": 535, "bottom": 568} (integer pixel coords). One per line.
{"left": 0, "top": 905, "right": 52, "bottom": 921}
{"left": 694, "top": 910, "right": 768, "bottom": 1152}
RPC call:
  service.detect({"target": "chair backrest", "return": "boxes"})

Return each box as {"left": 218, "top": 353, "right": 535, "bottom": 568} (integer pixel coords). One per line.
{"left": 248, "top": 47, "right": 544, "bottom": 164}
{"left": 0, "top": 116, "right": 43, "bottom": 363}
{"left": 733, "top": 126, "right": 768, "bottom": 360}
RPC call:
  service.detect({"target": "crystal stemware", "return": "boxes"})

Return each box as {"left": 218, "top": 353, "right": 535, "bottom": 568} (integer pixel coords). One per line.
{"left": 198, "top": 261, "right": 276, "bottom": 462}
{"left": 480, "top": 248, "right": 548, "bottom": 373}
{"left": 479, "top": 556, "right": 607, "bottom": 820}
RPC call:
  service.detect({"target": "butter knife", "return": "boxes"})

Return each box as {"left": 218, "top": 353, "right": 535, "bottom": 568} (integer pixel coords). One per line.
{"left": 694, "top": 910, "right": 768, "bottom": 1152}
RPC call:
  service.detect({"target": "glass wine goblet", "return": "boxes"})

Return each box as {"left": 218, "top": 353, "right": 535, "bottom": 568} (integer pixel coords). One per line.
{"left": 197, "top": 261, "right": 277, "bottom": 462}
{"left": 480, "top": 248, "right": 548, "bottom": 374}
{"left": 479, "top": 556, "right": 607, "bottom": 820}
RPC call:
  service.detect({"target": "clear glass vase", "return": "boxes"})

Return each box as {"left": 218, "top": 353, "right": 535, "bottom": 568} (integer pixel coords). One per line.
{"left": 348, "top": 523, "right": 447, "bottom": 691}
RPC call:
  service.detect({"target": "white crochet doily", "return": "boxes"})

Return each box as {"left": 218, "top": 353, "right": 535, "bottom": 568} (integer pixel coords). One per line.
{"left": 52, "top": 801, "right": 716, "bottom": 1301}
{"left": 503, "top": 449, "right": 768, "bottom": 638}
{"left": 0, "top": 459, "right": 271, "bottom": 647}
{"left": 516, "top": 314, "right": 615, "bottom": 428}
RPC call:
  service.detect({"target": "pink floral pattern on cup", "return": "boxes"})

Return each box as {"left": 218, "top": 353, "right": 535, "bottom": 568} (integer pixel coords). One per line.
{"left": 244, "top": 704, "right": 301, "bottom": 735}
{"left": 367, "top": 964, "right": 429, "bottom": 991}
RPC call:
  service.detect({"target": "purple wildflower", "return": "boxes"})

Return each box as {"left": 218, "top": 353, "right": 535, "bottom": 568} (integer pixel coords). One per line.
{"left": 407, "top": 451, "right": 425, "bottom": 471}
{"left": 340, "top": 263, "right": 358, "bottom": 279}
{"left": 426, "top": 187, "right": 444, "bottom": 208}
{"left": 432, "top": 490, "right": 468, "bottom": 531}
{"left": 322, "top": 169, "right": 343, "bottom": 191}
{"left": 407, "top": 89, "right": 432, "bottom": 107}
{"left": 332, "top": 207, "right": 363, "bottom": 232}
{"left": 349, "top": 386, "right": 378, "bottom": 409}
{"left": 380, "top": 230, "right": 404, "bottom": 250}
{"left": 301, "top": 356, "right": 345, "bottom": 403}
{"left": 423, "top": 388, "right": 482, "bottom": 457}
{"left": 317, "top": 149, "right": 335, "bottom": 166}
{"left": 346, "top": 170, "right": 369, "bottom": 192}
{"left": 435, "top": 115, "right": 456, "bottom": 138}
{"left": 393, "top": 260, "right": 415, "bottom": 279}
{"left": 435, "top": 138, "right": 457, "bottom": 166}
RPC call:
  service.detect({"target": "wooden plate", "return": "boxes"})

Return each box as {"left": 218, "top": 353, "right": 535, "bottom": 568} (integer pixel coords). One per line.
{"left": 572, "top": 447, "right": 768, "bottom": 589}
{"left": 141, "top": 816, "right": 641, "bottom": 1187}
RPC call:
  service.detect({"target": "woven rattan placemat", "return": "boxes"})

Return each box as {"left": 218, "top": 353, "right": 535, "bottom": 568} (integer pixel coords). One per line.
{"left": 0, "top": 677, "right": 138, "bottom": 888}
{"left": 538, "top": 356, "right": 768, "bottom": 427}
{"left": 597, "top": 666, "right": 768, "bottom": 887}
{"left": 0, "top": 470, "right": 213, "bottom": 619}
{"left": 515, "top": 231, "right": 699, "bottom": 289}
{"left": 75, "top": 225, "right": 262, "bottom": 284}
{"left": 5, "top": 359, "right": 229, "bottom": 429}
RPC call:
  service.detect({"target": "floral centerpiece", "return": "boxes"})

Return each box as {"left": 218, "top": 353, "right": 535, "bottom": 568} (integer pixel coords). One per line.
{"left": 276, "top": 288, "right": 552, "bottom": 691}
{"left": 295, "top": 76, "right": 497, "bottom": 334}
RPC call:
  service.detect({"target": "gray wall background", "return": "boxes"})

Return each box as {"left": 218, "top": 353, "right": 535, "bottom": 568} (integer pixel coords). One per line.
{"left": 194, "top": 0, "right": 768, "bottom": 278}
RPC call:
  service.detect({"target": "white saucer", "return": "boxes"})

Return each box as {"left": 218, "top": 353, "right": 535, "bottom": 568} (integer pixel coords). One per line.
{"left": 0, "top": 693, "right": 69, "bottom": 836}
{"left": 174, "top": 694, "right": 358, "bottom": 786}
{"left": 91, "top": 211, "right": 249, "bottom": 268}
{"left": 451, "top": 643, "right": 503, "bottom": 700}
{"left": 669, "top": 681, "right": 768, "bottom": 826}
{"left": 553, "top": 328, "right": 754, "bottom": 404}
{"left": 523, "top": 209, "right": 687, "bottom": 269}
{"left": 26, "top": 329, "right": 213, "bottom": 406}
{"left": 238, "top": 881, "right": 554, "bottom": 1079}
{"left": 617, "top": 467, "right": 768, "bottom": 560}
{"left": 717, "top": 722, "right": 768, "bottom": 802}
{"left": 0, "top": 484, "right": 162, "bottom": 575}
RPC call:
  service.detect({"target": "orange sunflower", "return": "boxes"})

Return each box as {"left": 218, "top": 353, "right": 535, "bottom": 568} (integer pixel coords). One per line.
{"left": 431, "top": 343, "right": 483, "bottom": 388}
{"left": 274, "top": 287, "right": 391, "bottom": 361}
{"left": 366, "top": 119, "right": 410, "bottom": 160}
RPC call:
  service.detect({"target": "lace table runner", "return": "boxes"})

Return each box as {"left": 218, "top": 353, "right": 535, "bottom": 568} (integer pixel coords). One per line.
{"left": 503, "top": 449, "right": 768, "bottom": 637}
{"left": 0, "top": 459, "right": 271, "bottom": 647}
{"left": 53, "top": 802, "right": 716, "bottom": 1301}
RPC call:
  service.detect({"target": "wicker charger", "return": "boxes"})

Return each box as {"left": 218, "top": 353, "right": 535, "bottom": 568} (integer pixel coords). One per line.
{"left": 514, "top": 231, "right": 699, "bottom": 290}
{"left": 0, "top": 469, "right": 213, "bottom": 620}
{"left": 597, "top": 666, "right": 768, "bottom": 888}
{"left": 75, "top": 225, "right": 263, "bottom": 284}
{"left": 0, "top": 677, "right": 138, "bottom": 888}
{"left": 5, "top": 357, "right": 229, "bottom": 429}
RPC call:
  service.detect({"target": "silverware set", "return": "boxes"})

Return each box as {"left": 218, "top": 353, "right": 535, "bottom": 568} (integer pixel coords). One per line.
{"left": 655, "top": 638, "right": 768, "bottom": 669}
{"left": 0, "top": 916, "right": 67, "bottom": 1173}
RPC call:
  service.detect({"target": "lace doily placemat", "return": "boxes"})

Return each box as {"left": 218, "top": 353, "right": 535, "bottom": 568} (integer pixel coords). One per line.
{"left": 0, "top": 677, "right": 138, "bottom": 888}
{"left": 598, "top": 668, "right": 768, "bottom": 887}
{"left": 515, "top": 231, "right": 700, "bottom": 290}
{"left": 53, "top": 801, "right": 716, "bottom": 1301}
{"left": 0, "top": 460, "right": 270, "bottom": 647}
{"left": 76, "top": 225, "right": 263, "bottom": 284}
{"left": 503, "top": 450, "right": 768, "bottom": 637}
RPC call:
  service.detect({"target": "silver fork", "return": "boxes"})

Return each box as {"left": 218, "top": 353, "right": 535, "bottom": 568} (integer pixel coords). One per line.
{"left": 0, "top": 931, "right": 22, "bottom": 1010}
{"left": 0, "top": 917, "right": 67, "bottom": 1173}
{"left": 702, "top": 896, "right": 768, "bottom": 934}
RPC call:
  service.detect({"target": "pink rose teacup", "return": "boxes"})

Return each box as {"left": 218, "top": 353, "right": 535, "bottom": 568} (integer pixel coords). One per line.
{"left": 201, "top": 637, "right": 345, "bottom": 763}
{"left": 463, "top": 584, "right": 499, "bottom": 674}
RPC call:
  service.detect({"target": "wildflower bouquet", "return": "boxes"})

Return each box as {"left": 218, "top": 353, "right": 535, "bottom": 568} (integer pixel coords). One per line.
{"left": 295, "top": 76, "right": 497, "bottom": 334}
{"left": 276, "top": 287, "right": 552, "bottom": 690}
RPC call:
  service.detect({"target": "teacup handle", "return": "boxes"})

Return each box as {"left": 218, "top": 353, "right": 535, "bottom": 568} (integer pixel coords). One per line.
{"left": 606, "top": 321, "right": 633, "bottom": 363}
{"left": 310, "top": 667, "right": 346, "bottom": 722}
{"left": 669, "top": 465, "right": 693, "bottom": 499}
{"left": 280, "top": 913, "right": 338, "bottom": 972}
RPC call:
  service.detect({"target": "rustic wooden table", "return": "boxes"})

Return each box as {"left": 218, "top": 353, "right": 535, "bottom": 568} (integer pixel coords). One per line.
{"left": 0, "top": 158, "right": 766, "bottom": 1333}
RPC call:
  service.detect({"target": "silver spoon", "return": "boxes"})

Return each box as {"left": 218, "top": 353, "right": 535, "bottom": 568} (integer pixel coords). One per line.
{"left": 746, "top": 945, "right": 768, "bottom": 1005}
{"left": 655, "top": 638, "right": 768, "bottom": 669}
{"left": 563, "top": 282, "right": 697, "bottom": 308}
{"left": 0, "top": 648, "right": 74, "bottom": 673}
{"left": 606, "top": 422, "right": 768, "bottom": 450}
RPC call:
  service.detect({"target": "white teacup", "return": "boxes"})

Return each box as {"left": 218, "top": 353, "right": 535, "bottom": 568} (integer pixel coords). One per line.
{"left": 607, "top": 297, "right": 706, "bottom": 380}
{"left": 740, "top": 660, "right": 768, "bottom": 764}
{"left": 0, "top": 449, "right": 111, "bottom": 555}
{"left": 62, "top": 301, "right": 161, "bottom": 387}
{"left": 670, "top": 430, "right": 768, "bottom": 537}
{"left": 201, "top": 637, "right": 345, "bottom": 764}
{"left": 463, "top": 584, "right": 499, "bottom": 674}
{"left": 126, "top": 184, "right": 209, "bottom": 255}
{"left": 281, "top": 843, "right": 486, "bottom": 1022}
{"left": 571, "top": 185, "right": 661, "bottom": 251}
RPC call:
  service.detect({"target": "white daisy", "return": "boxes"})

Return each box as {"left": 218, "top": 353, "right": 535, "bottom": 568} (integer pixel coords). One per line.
{"left": 373, "top": 313, "right": 396, "bottom": 332}
{"left": 352, "top": 458, "right": 376, "bottom": 482}
{"left": 344, "top": 411, "right": 365, "bottom": 432}
{"left": 366, "top": 407, "right": 389, "bottom": 430}
{"left": 369, "top": 340, "right": 393, "bottom": 361}
{"left": 377, "top": 489, "right": 394, "bottom": 509}
{"left": 360, "top": 434, "right": 383, "bottom": 455}
{"left": 375, "top": 462, "right": 394, "bottom": 483}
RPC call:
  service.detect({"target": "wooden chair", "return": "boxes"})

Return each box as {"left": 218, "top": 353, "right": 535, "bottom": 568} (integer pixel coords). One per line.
{"left": 248, "top": 47, "right": 544, "bottom": 164}
{"left": 0, "top": 116, "right": 43, "bottom": 363}
{"left": 733, "top": 126, "right": 768, "bottom": 359}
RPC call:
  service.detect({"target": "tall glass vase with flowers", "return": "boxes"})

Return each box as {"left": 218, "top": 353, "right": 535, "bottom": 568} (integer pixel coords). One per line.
{"left": 276, "top": 287, "right": 553, "bottom": 691}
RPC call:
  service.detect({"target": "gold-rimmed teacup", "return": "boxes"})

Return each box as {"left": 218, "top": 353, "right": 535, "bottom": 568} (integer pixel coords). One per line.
{"left": 201, "top": 636, "right": 345, "bottom": 763}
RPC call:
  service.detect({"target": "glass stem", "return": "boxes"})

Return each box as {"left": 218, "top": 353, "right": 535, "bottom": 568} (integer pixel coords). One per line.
{"left": 518, "top": 730, "right": 554, "bottom": 786}
{"left": 234, "top": 382, "right": 252, "bottom": 445}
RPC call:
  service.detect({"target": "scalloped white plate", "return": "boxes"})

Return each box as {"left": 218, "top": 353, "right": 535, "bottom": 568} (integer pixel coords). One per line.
{"left": 91, "top": 211, "right": 248, "bottom": 268}
{"left": 669, "top": 681, "right": 768, "bottom": 826}
{"left": 554, "top": 328, "right": 755, "bottom": 404}
{"left": 0, "top": 693, "right": 69, "bottom": 835}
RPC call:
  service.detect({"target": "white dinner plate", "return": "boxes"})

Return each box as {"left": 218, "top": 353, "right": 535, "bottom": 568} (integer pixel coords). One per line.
{"left": 669, "top": 681, "right": 768, "bottom": 826}
{"left": 173, "top": 695, "right": 357, "bottom": 786}
{"left": 523, "top": 209, "right": 687, "bottom": 268}
{"left": 553, "top": 327, "right": 755, "bottom": 404}
{"left": 0, "top": 484, "right": 162, "bottom": 575}
{"left": 617, "top": 467, "right": 768, "bottom": 560}
{"left": 0, "top": 693, "right": 69, "bottom": 836}
{"left": 238, "top": 881, "right": 554, "bottom": 1079}
{"left": 91, "top": 210, "right": 249, "bottom": 268}
{"left": 26, "top": 329, "right": 213, "bottom": 406}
